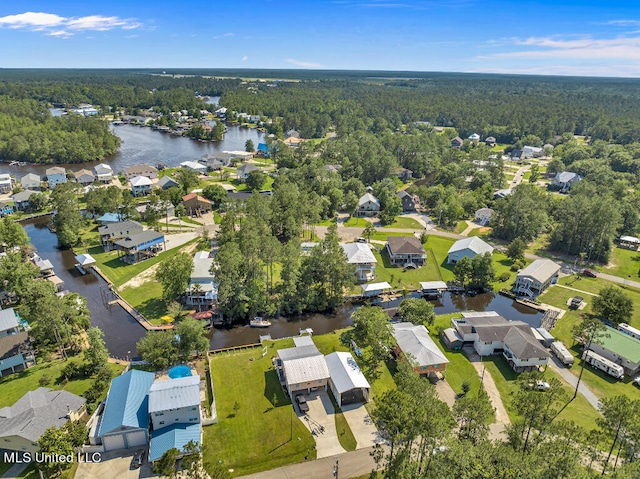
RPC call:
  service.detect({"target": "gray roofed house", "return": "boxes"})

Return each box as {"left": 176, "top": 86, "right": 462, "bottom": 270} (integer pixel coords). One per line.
{"left": 474, "top": 208, "right": 493, "bottom": 226}
{"left": 98, "top": 220, "right": 144, "bottom": 251}
{"left": 277, "top": 343, "right": 329, "bottom": 398}
{"left": 341, "top": 243, "right": 377, "bottom": 282}
{"left": 356, "top": 193, "right": 380, "bottom": 217}
{"left": 20, "top": 173, "right": 41, "bottom": 190}
{"left": 158, "top": 175, "right": 179, "bottom": 190}
{"left": 485, "top": 136, "right": 497, "bottom": 147}
{"left": 0, "top": 331, "right": 35, "bottom": 378}
{"left": 451, "top": 136, "right": 464, "bottom": 148}
{"left": 45, "top": 167, "right": 67, "bottom": 188}
{"left": 113, "top": 230, "right": 165, "bottom": 264}
{"left": 236, "top": 163, "right": 259, "bottom": 180}
{"left": 392, "top": 322, "right": 449, "bottom": 378}
{"left": 553, "top": 171, "right": 582, "bottom": 191}
{"left": 74, "top": 169, "right": 96, "bottom": 186}
{"left": 124, "top": 164, "right": 158, "bottom": 180}
{"left": 385, "top": 236, "right": 426, "bottom": 267}
{"left": 12, "top": 190, "right": 39, "bottom": 211}
{"left": 277, "top": 344, "right": 322, "bottom": 362}
{"left": 130, "top": 175, "right": 153, "bottom": 197}
{"left": 397, "top": 190, "right": 416, "bottom": 212}
{"left": 0, "top": 388, "right": 86, "bottom": 453}
{"left": 514, "top": 259, "right": 561, "bottom": 298}
{"left": 447, "top": 236, "right": 494, "bottom": 264}
{"left": 186, "top": 251, "right": 217, "bottom": 309}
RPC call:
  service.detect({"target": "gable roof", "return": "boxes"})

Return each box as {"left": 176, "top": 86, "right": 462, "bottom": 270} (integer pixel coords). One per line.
{"left": 282, "top": 355, "right": 330, "bottom": 386}
{"left": 397, "top": 190, "right": 412, "bottom": 199}
{"left": 21, "top": 173, "right": 40, "bottom": 183}
{"left": 517, "top": 259, "right": 560, "bottom": 283}
{"left": 278, "top": 344, "right": 322, "bottom": 362}
{"left": 45, "top": 167, "right": 66, "bottom": 176}
{"left": 99, "top": 370, "right": 155, "bottom": 436}
{"left": 325, "top": 352, "right": 370, "bottom": 394}
{"left": 237, "top": 163, "right": 259, "bottom": 174}
{"left": 12, "top": 190, "right": 38, "bottom": 203}
{"left": 94, "top": 164, "right": 113, "bottom": 174}
{"left": 182, "top": 193, "right": 212, "bottom": 204}
{"left": 159, "top": 176, "right": 179, "bottom": 188}
{"left": 74, "top": 169, "right": 95, "bottom": 180}
{"left": 386, "top": 236, "right": 425, "bottom": 255}
{"left": 341, "top": 243, "right": 377, "bottom": 264}
{"left": 451, "top": 136, "right": 463, "bottom": 145}
{"left": 124, "top": 164, "right": 157, "bottom": 175}
{"left": 448, "top": 236, "right": 494, "bottom": 256}
{"left": 98, "top": 220, "right": 144, "bottom": 236}
{"left": 358, "top": 193, "right": 380, "bottom": 208}
{"left": 0, "top": 388, "right": 86, "bottom": 443}
{"left": 113, "top": 230, "right": 164, "bottom": 249}
{"left": 148, "top": 376, "right": 201, "bottom": 413}
{"left": 392, "top": 322, "right": 449, "bottom": 367}
{"left": 504, "top": 327, "right": 550, "bottom": 359}
{"left": 598, "top": 327, "right": 640, "bottom": 363}
{"left": 475, "top": 208, "right": 493, "bottom": 217}
{"left": 555, "top": 171, "right": 581, "bottom": 183}
{"left": 0, "top": 308, "right": 19, "bottom": 333}
{"left": 149, "top": 422, "right": 201, "bottom": 462}
{"left": 130, "top": 176, "right": 153, "bottom": 187}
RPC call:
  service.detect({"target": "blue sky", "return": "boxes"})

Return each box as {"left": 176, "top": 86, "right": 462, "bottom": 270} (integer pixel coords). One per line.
{"left": 2, "top": 1, "right": 640, "bottom": 77}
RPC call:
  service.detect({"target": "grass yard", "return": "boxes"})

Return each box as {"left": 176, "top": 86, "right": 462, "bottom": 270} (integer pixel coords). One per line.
{"left": 205, "top": 342, "right": 316, "bottom": 477}
{"left": 120, "top": 281, "right": 166, "bottom": 325}
{"left": 369, "top": 248, "right": 442, "bottom": 290}
{"left": 369, "top": 232, "right": 414, "bottom": 242}
{"left": 423, "top": 235, "right": 456, "bottom": 283}
{"left": 344, "top": 216, "right": 372, "bottom": 228}
{"left": 382, "top": 217, "right": 423, "bottom": 229}
{"left": 601, "top": 246, "right": 640, "bottom": 279}
{"left": 0, "top": 358, "right": 125, "bottom": 409}
{"left": 454, "top": 221, "right": 468, "bottom": 234}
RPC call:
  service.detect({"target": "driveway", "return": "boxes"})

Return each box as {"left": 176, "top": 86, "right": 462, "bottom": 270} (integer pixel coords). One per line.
{"left": 75, "top": 450, "right": 155, "bottom": 479}
{"left": 341, "top": 403, "right": 384, "bottom": 449}
{"left": 298, "top": 391, "right": 346, "bottom": 458}
{"left": 547, "top": 357, "right": 601, "bottom": 410}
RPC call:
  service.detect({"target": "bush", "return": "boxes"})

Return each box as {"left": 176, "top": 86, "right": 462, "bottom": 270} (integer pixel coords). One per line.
{"left": 60, "top": 361, "right": 81, "bottom": 381}
{"left": 499, "top": 272, "right": 511, "bottom": 282}
{"left": 39, "top": 374, "right": 51, "bottom": 386}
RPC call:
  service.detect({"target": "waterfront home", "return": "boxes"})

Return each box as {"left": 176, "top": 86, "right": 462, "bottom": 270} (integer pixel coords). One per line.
{"left": 20, "top": 173, "right": 41, "bottom": 190}
{"left": 513, "top": 259, "right": 560, "bottom": 298}
{"left": 355, "top": 193, "right": 380, "bottom": 217}
{"left": 73, "top": 169, "right": 96, "bottom": 186}
{"left": 124, "top": 164, "right": 158, "bottom": 180}
{"left": 45, "top": 166, "right": 67, "bottom": 189}
{"left": 277, "top": 340, "right": 329, "bottom": 400}
{"left": 0, "top": 202, "right": 14, "bottom": 217}
{"left": 0, "top": 331, "right": 35, "bottom": 378}
{"left": 0, "top": 388, "right": 85, "bottom": 453}
{"left": 325, "top": 352, "right": 371, "bottom": 407}
{"left": 182, "top": 193, "right": 212, "bottom": 216}
{"left": 158, "top": 175, "right": 180, "bottom": 190}
{"left": 341, "top": 243, "right": 377, "bottom": 282}
{"left": 96, "top": 212, "right": 122, "bottom": 226}
{"left": 392, "top": 322, "right": 449, "bottom": 379}
{"left": 96, "top": 370, "right": 155, "bottom": 451}
{"left": 186, "top": 251, "right": 217, "bottom": 310}
{"left": 11, "top": 190, "right": 38, "bottom": 212}
{"left": 113, "top": 231, "right": 165, "bottom": 264}
{"left": 468, "top": 133, "right": 480, "bottom": 142}
{"left": 446, "top": 236, "right": 494, "bottom": 264}
{"left": 236, "top": 163, "right": 259, "bottom": 180}
{"left": 256, "top": 143, "right": 269, "bottom": 156}
{"left": 180, "top": 161, "right": 207, "bottom": 173}
{"left": 98, "top": 220, "right": 144, "bottom": 251}
{"left": 94, "top": 164, "right": 114, "bottom": 184}
{"left": 130, "top": 176, "right": 153, "bottom": 197}
{"left": 385, "top": 236, "right": 426, "bottom": 268}
{"left": 0, "top": 174, "right": 14, "bottom": 193}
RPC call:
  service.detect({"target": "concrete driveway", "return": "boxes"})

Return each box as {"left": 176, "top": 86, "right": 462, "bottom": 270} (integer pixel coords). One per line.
{"left": 297, "top": 391, "right": 346, "bottom": 458}
{"left": 341, "top": 403, "right": 384, "bottom": 449}
{"left": 75, "top": 450, "right": 155, "bottom": 479}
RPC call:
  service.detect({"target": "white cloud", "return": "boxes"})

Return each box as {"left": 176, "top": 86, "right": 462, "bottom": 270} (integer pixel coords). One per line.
{"left": 601, "top": 19, "right": 640, "bottom": 27}
{"left": 285, "top": 58, "right": 325, "bottom": 68}
{"left": 468, "top": 63, "right": 640, "bottom": 78}
{"left": 0, "top": 11, "right": 141, "bottom": 36}
{"left": 242, "top": 55, "right": 249, "bottom": 61}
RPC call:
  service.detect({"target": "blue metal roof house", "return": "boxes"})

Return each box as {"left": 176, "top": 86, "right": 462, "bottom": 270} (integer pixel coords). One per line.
{"left": 257, "top": 143, "right": 270, "bottom": 157}
{"left": 149, "top": 422, "right": 201, "bottom": 462}
{"left": 96, "top": 212, "right": 122, "bottom": 226}
{"left": 97, "top": 370, "right": 155, "bottom": 451}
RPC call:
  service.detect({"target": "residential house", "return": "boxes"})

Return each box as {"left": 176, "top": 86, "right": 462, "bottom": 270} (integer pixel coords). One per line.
{"left": 136, "top": 203, "right": 174, "bottom": 221}
{"left": 180, "top": 161, "right": 207, "bottom": 173}
{"left": 451, "top": 136, "right": 464, "bottom": 148}
{"left": 523, "top": 145, "right": 544, "bottom": 158}
{"left": 33, "top": 257, "right": 54, "bottom": 277}
{"left": 158, "top": 175, "right": 179, "bottom": 190}
{"left": 256, "top": 143, "right": 269, "bottom": 157}
{"left": 124, "top": 164, "right": 158, "bottom": 181}
{"left": 215, "top": 107, "right": 227, "bottom": 118}
{"left": 552, "top": 171, "right": 582, "bottom": 192}
{"left": 485, "top": 136, "right": 497, "bottom": 147}
{"left": 444, "top": 312, "right": 550, "bottom": 372}
{"left": 341, "top": 243, "right": 377, "bottom": 282}
{"left": 277, "top": 340, "right": 329, "bottom": 399}
{"left": 285, "top": 129, "right": 300, "bottom": 139}
{"left": 186, "top": 251, "right": 217, "bottom": 310}
{"left": 361, "top": 282, "right": 392, "bottom": 297}
{"left": 182, "top": 193, "right": 212, "bottom": 216}
{"left": 468, "top": 133, "right": 480, "bottom": 142}
{"left": 45, "top": 167, "right": 67, "bottom": 189}
{"left": 397, "top": 190, "right": 416, "bottom": 212}
{"left": 96, "top": 213, "right": 122, "bottom": 226}
{"left": 325, "top": 352, "right": 371, "bottom": 407}
{"left": 0, "top": 308, "right": 23, "bottom": 338}
{"left": 514, "top": 259, "right": 560, "bottom": 298}
{"left": 94, "top": 164, "right": 114, "bottom": 184}
{"left": 510, "top": 149, "right": 525, "bottom": 162}
{"left": 446, "top": 236, "right": 494, "bottom": 264}
{"left": 397, "top": 168, "right": 413, "bottom": 182}
{"left": 0, "top": 331, "right": 35, "bottom": 378}
{"left": 0, "top": 388, "right": 85, "bottom": 453}
{"left": 474, "top": 208, "right": 493, "bottom": 226}
{"left": 130, "top": 176, "right": 153, "bottom": 197}
{"left": 0, "top": 202, "right": 14, "bottom": 217}
{"left": 236, "top": 163, "right": 259, "bottom": 180}
{"left": 283, "top": 137, "right": 303, "bottom": 147}
{"left": 97, "top": 370, "right": 155, "bottom": 451}
{"left": 385, "top": 236, "right": 426, "bottom": 267}
{"left": 20, "top": 173, "right": 41, "bottom": 190}
{"left": 11, "top": 190, "right": 38, "bottom": 212}
{"left": 0, "top": 174, "right": 14, "bottom": 193}
{"left": 74, "top": 169, "right": 96, "bottom": 186}
{"left": 355, "top": 193, "right": 380, "bottom": 217}
{"left": 113, "top": 231, "right": 165, "bottom": 264}
{"left": 392, "top": 322, "right": 449, "bottom": 378}
{"left": 98, "top": 220, "right": 144, "bottom": 251}
{"left": 587, "top": 326, "right": 640, "bottom": 376}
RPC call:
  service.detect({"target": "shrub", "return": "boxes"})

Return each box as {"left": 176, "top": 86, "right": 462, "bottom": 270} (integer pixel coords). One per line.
{"left": 39, "top": 374, "right": 51, "bottom": 386}
{"left": 499, "top": 272, "right": 511, "bottom": 282}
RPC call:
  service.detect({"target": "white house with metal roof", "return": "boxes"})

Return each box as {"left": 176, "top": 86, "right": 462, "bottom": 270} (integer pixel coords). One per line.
{"left": 325, "top": 352, "right": 370, "bottom": 407}
{"left": 341, "top": 243, "right": 377, "bottom": 282}
{"left": 277, "top": 343, "right": 329, "bottom": 399}
{"left": 186, "top": 251, "right": 217, "bottom": 309}
{"left": 514, "top": 259, "right": 560, "bottom": 298}
{"left": 94, "top": 164, "right": 113, "bottom": 184}
{"left": 149, "top": 375, "right": 201, "bottom": 430}
{"left": 130, "top": 175, "right": 153, "bottom": 197}
{"left": 392, "top": 322, "right": 449, "bottom": 378}
{"left": 552, "top": 171, "right": 582, "bottom": 191}
{"left": 446, "top": 236, "right": 494, "bottom": 264}
{"left": 0, "top": 308, "right": 21, "bottom": 337}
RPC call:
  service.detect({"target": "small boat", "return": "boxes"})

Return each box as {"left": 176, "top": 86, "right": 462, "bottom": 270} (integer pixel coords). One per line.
{"left": 250, "top": 317, "right": 271, "bottom": 328}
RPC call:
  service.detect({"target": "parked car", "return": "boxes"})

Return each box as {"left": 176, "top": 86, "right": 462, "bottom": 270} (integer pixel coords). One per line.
{"left": 130, "top": 449, "right": 144, "bottom": 469}
{"left": 633, "top": 376, "right": 640, "bottom": 388}
{"left": 569, "top": 296, "right": 583, "bottom": 310}
{"left": 356, "top": 237, "right": 367, "bottom": 243}
{"left": 296, "top": 394, "right": 309, "bottom": 413}
{"left": 582, "top": 269, "right": 597, "bottom": 278}
{"left": 528, "top": 380, "right": 550, "bottom": 391}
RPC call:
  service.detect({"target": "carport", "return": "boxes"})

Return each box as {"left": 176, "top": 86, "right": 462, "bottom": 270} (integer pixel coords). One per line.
{"left": 325, "top": 352, "right": 370, "bottom": 407}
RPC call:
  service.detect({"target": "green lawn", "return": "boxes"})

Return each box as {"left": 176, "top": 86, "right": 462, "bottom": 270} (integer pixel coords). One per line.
{"left": 369, "top": 232, "right": 414, "bottom": 242}
{"left": 344, "top": 216, "right": 371, "bottom": 228}
{"left": 382, "top": 217, "right": 423, "bottom": 229}
{"left": 229, "top": 176, "right": 275, "bottom": 192}
{"left": 600, "top": 246, "right": 640, "bottom": 279}
{"left": 423, "top": 235, "right": 456, "bottom": 283}
{"left": 120, "top": 281, "right": 166, "bottom": 325}
{"left": 0, "top": 358, "right": 125, "bottom": 409}
{"left": 369, "top": 248, "right": 442, "bottom": 290}
{"left": 205, "top": 342, "right": 316, "bottom": 477}
{"left": 454, "top": 220, "right": 468, "bottom": 234}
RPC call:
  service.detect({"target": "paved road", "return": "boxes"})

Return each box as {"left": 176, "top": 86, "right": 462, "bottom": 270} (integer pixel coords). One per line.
{"left": 547, "top": 357, "right": 601, "bottom": 410}
{"left": 235, "top": 446, "right": 382, "bottom": 479}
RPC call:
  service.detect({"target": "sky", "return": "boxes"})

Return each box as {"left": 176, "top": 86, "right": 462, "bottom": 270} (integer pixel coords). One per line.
{"left": 2, "top": 1, "right": 640, "bottom": 77}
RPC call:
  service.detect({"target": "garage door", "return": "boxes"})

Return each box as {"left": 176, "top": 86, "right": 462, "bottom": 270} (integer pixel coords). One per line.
{"left": 103, "top": 434, "right": 125, "bottom": 451}
{"left": 341, "top": 389, "right": 365, "bottom": 406}
{"left": 125, "top": 430, "right": 147, "bottom": 448}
